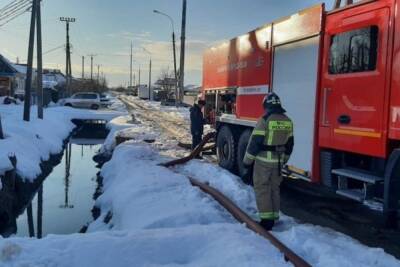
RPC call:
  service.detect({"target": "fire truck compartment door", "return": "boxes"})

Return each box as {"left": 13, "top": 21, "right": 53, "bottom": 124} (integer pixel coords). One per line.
{"left": 272, "top": 36, "right": 320, "bottom": 174}
{"left": 322, "top": 8, "right": 389, "bottom": 157}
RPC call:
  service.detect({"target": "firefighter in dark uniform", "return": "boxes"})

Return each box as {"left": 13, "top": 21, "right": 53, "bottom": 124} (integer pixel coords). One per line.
{"left": 243, "top": 93, "right": 294, "bottom": 231}
{"left": 190, "top": 100, "right": 206, "bottom": 150}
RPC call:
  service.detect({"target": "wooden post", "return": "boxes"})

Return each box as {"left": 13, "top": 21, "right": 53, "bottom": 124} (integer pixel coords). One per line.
{"left": 0, "top": 114, "right": 4, "bottom": 139}
{"left": 36, "top": 0, "right": 43, "bottom": 119}
{"left": 27, "top": 203, "right": 35, "bottom": 237}
{"left": 37, "top": 185, "right": 43, "bottom": 238}
{"left": 23, "top": 0, "right": 37, "bottom": 122}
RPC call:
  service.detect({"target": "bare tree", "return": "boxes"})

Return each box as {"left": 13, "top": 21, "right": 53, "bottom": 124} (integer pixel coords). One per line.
{"left": 157, "top": 68, "right": 176, "bottom": 97}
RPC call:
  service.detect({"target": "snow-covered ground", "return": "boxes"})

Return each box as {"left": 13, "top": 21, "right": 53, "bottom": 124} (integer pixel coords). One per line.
{"left": 1, "top": 97, "right": 399, "bottom": 267}
{"left": 0, "top": 102, "right": 126, "bottom": 181}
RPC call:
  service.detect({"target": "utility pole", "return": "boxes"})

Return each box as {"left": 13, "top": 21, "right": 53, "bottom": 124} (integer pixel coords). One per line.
{"left": 60, "top": 17, "right": 76, "bottom": 96}
{"left": 23, "top": 0, "right": 37, "bottom": 122}
{"left": 130, "top": 42, "right": 133, "bottom": 87}
{"left": 88, "top": 54, "right": 97, "bottom": 81}
{"left": 37, "top": 185, "right": 43, "bottom": 239}
{"left": 143, "top": 48, "right": 152, "bottom": 101}
{"left": 149, "top": 59, "right": 152, "bottom": 100}
{"left": 36, "top": 0, "right": 43, "bottom": 119}
{"left": 97, "top": 64, "right": 100, "bottom": 83}
{"left": 179, "top": 0, "right": 187, "bottom": 103}
{"left": 82, "top": 56, "right": 85, "bottom": 79}
{"left": 0, "top": 114, "right": 4, "bottom": 139}
{"left": 138, "top": 66, "right": 141, "bottom": 86}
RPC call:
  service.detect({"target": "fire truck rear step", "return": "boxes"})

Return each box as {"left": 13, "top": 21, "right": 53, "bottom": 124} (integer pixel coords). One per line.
{"left": 336, "top": 189, "right": 365, "bottom": 202}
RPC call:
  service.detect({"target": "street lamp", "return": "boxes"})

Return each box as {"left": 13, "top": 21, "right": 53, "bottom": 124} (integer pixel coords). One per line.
{"left": 143, "top": 47, "right": 152, "bottom": 101}
{"left": 153, "top": 9, "right": 179, "bottom": 106}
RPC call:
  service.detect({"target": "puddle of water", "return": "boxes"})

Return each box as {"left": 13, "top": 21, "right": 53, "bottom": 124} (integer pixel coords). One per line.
{"left": 15, "top": 138, "right": 103, "bottom": 237}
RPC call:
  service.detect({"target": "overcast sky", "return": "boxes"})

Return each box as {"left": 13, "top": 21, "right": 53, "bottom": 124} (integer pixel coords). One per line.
{"left": 0, "top": 0, "right": 336, "bottom": 87}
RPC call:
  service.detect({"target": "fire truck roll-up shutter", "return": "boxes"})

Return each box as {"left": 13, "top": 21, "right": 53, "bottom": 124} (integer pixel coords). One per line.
{"left": 272, "top": 36, "right": 320, "bottom": 177}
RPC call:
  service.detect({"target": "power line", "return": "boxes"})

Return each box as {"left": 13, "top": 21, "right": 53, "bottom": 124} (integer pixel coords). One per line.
{"left": 0, "top": 0, "right": 31, "bottom": 20}
{"left": 0, "top": 6, "right": 30, "bottom": 27}
{"left": 0, "top": 0, "right": 31, "bottom": 19}
{"left": 43, "top": 44, "right": 64, "bottom": 55}
{"left": 0, "top": 0, "right": 31, "bottom": 27}
{"left": 0, "top": 0, "right": 28, "bottom": 14}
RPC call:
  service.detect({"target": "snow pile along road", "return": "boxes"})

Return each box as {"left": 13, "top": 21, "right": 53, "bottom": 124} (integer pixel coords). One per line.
{"left": 0, "top": 104, "right": 125, "bottom": 180}
{"left": 0, "top": 142, "right": 291, "bottom": 267}
{"left": 175, "top": 160, "right": 400, "bottom": 267}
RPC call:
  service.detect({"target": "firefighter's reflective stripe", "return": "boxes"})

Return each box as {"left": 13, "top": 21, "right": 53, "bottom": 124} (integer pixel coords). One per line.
{"left": 256, "top": 155, "right": 279, "bottom": 163}
{"left": 268, "top": 121, "right": 293, "bottom": 131}
{"left": 245, "top": 152, "right": 256, "bottom": 160}
{"left": 252, "top": 129, "right": 266, "bottom": 136}
{"left": 259, "top": 211, "right": 280, "bottom": 220}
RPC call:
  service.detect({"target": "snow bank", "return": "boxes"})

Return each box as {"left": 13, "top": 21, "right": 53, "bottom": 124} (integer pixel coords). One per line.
{"left": 175, "top": 160, "right": 400, "bottom": 267}
{"left": 0, "top": 143, "right": 291, "bottom": 267}
{"left": 0, "top": 104, "right": 125, "bottom": 180}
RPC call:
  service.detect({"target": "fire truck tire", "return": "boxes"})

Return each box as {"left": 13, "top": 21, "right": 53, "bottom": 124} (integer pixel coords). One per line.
{"left": 383, "top": 149, "right": 400, "bottom": 229}
{"left": 320, "top": 150, "right": 339, "bottom": 189}
{"left": 237, "top": 130, "right": 253, "bottom": 185}
{"left": 217, "top": 125, "right": 237, "bottom": 172}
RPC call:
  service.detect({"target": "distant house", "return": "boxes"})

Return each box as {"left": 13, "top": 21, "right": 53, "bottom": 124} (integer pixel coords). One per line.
{"left": 0, "top": 54, "right": 67, "bottom": 104}
{"left": 0, "top": 54, "right": 24, "bottom": 97}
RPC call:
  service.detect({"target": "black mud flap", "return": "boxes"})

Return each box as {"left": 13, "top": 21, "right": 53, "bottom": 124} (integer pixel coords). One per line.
{"left": 384, "top": 149, "right": 400, "bottom": 229}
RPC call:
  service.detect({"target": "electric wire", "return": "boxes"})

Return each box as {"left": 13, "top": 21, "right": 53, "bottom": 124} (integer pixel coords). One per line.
{"left": 0, "top": 0, "right": 28, "bottom": 14}
{"left": 0, "top": 0, "right": 32, "bottom": 27}
{"left": 0, "top": 0, "right": 31, "bottom": 20}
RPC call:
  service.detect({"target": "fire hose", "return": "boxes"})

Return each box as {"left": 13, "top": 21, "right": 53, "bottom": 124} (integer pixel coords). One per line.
{"left": 160, "top": 132, "right": 311, "bottom": 267}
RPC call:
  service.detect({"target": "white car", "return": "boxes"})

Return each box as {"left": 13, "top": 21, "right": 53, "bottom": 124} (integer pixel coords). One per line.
{"left": 63, "top": 92, "right": 102, "bottom": 110}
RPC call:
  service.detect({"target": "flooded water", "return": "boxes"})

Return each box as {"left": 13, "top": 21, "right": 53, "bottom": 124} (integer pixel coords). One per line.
{"left": 15, "top": 138, "right": 103, "bottom": 237}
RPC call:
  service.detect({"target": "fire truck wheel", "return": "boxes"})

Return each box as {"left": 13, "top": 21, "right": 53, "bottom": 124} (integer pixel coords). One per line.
{"left": 237, "top": 130, "right": 253, "bottom": 185}
{"left": 217, "top": 125, "right": 237, "bottom": 172}
{"left": 383, "top": 148, "right": 400, "bottom": 229}
{"left": 320, "top": 150, "right": 339, "bottom": 189}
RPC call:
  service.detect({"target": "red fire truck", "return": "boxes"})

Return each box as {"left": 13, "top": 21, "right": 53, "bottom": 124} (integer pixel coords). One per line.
{"left": 202, "top": 0, "right": 400, "bottom": 226}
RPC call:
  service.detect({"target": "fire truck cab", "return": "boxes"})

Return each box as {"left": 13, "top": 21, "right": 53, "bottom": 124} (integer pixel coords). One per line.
{"left": 202, "top": 0, "right": 400, "bottom": 227}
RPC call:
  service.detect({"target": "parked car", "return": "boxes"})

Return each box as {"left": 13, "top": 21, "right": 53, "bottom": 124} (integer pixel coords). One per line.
{"left": 100, "top": 93, "right": 112, "bottom": 107}
{"left": 63, "top": 92, "right": 102, "bottom": 110}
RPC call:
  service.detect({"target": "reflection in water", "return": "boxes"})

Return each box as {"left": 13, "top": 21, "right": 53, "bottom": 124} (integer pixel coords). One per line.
{"left": 37, "top": 185, "right": 43, "bottom": 239}
{"left": 15, "top": 140, "right": 102, "bottom": 237}
{"left": 60, "top": 143, "right": 74, "bottom": 209}
{"left": 27, "top": 204, "right": 34, "bottom": 237}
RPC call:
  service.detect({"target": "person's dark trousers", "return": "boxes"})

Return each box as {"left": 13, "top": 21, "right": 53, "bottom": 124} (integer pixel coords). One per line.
{"left": 192, "top": 133, "right": 202, "bottom": 150}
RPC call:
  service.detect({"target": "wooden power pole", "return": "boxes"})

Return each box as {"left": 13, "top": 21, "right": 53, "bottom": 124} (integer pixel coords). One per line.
{"left": 82, "top": 56, "right": 85, "bottom": 79}
{"left": 60, "top": 17, "right": 76, "bottom": 96}
{"left": 23, "top": 0, "right": 37, "bottom": 122}
{"left": 130, "top": 42, "right": 133, "bottom": 87}
{"left": 178, "top": 0, "right": 187, "bottom": 103}
{"left": 36, "top": 0, "right": 43, "bottom": 119}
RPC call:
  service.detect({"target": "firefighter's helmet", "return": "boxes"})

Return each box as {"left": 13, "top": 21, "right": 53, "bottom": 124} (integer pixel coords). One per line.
{"left": 263, "top": 93, "right": 281, "bottom": 109}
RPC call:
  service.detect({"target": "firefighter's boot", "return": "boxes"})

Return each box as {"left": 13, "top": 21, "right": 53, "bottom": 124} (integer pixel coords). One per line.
{"left": 260, "top": 219, "right": 275, "bottom": 231}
